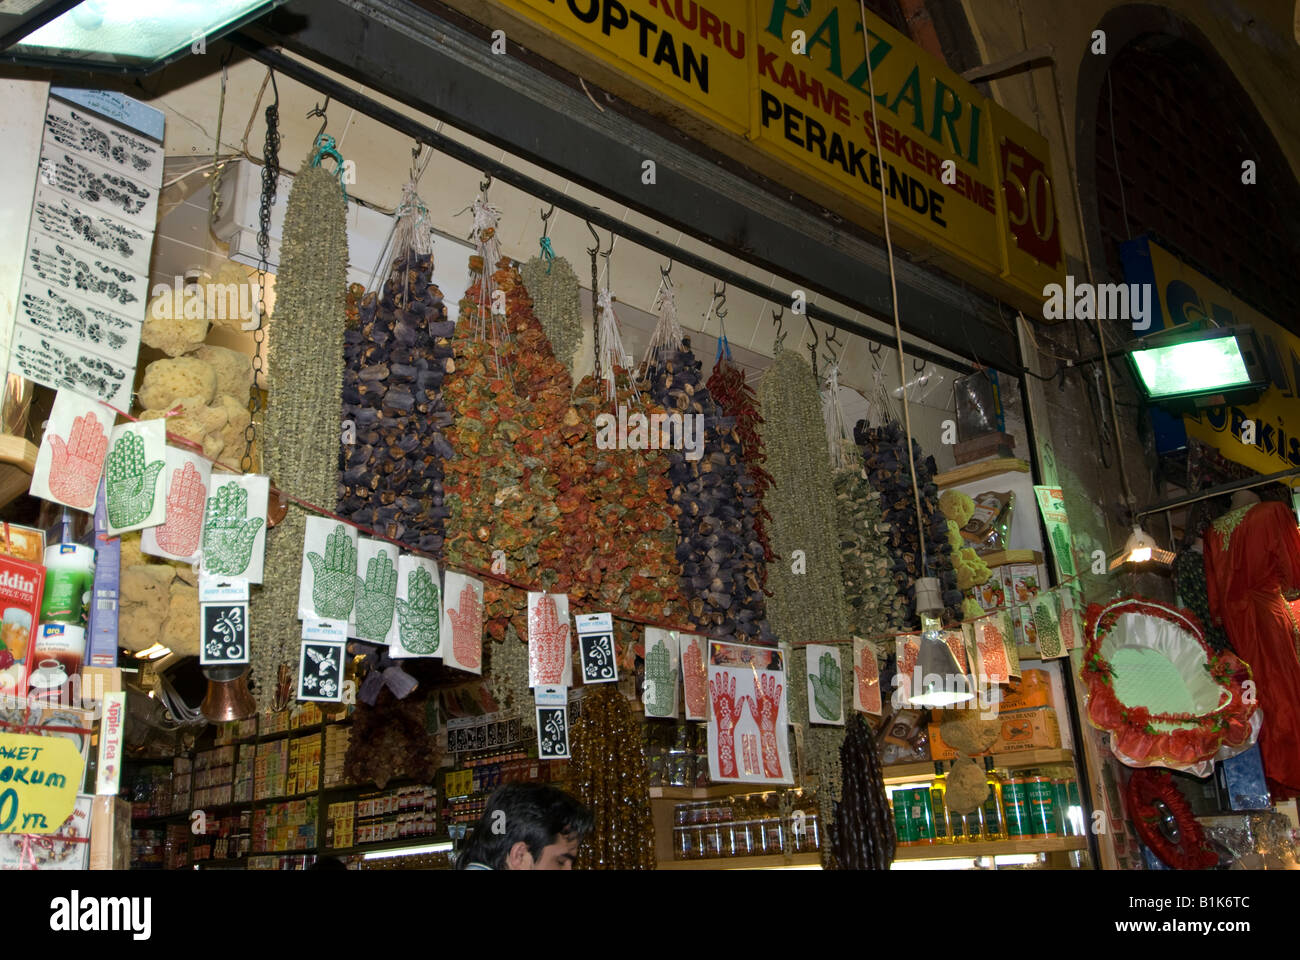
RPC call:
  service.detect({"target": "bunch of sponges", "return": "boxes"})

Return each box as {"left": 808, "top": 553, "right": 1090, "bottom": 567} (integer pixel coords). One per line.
{"left": 118, "top": 532, "right": 200, "bottom": 657}
{"left": 946, "top": 519, "right": 992, "bottom": 591}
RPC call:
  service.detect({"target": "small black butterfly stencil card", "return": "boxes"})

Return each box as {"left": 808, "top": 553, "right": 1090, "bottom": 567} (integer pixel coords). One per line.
{"left": 298, "top": 640, "right": 346, "bottom": 702}
{"left": 198, "top": 577, "right": 250, "bottom": 666}
{"left": 576, "top": 612, "right": 618, "bottom": 684}
{"left": 534, "top": 686, "right": 569, "bottom": 759}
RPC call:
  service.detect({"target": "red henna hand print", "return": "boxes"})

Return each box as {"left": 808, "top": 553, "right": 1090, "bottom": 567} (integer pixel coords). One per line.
{"left": 47, "top": 412, "right": 108, "bottom": 508}
{"left": 154, "top": 461, "right": 206, "bottom": 557}
{"left": 858, "top": 646, "right": 880, "bottom": 713}
{"left": 529, "top": 594, "right": 569, "bottom": 685}
{"left": 710, "top": 673, "right": 744, "bottom": 778}
{"left": 746, "top": 674, "right": 784, "bottom": 779}
{"left": 682, "top": 638, "right": 707, "bottom": 717}
{"left": 448, "top": 581, "right": 483, "bottom": 669}
{"left": 978, "top": 620, "right": 1009, "bottom": 681}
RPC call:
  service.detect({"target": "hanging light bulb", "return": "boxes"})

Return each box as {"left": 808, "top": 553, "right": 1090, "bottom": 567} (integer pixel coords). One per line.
{"left": 906, "top": 580, "right": 975, "bottom": 708}
{"left": 1109, "top": 524, "right": 1175, "bottom": 571}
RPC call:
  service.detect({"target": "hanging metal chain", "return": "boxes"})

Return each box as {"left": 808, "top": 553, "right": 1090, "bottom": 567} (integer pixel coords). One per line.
{"left": 243, "top": 71, "right": 280, "bottom": 474}
{"left": 590, "top": 246, "right": 602, "bottom": 387}
{"left": 208, "top": 63, "right": 228, "bottom": 229}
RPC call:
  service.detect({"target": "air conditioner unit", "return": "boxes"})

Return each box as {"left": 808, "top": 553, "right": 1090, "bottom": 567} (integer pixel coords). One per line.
{"left": 211, "top": 158, "right": 394, "bottom": 288}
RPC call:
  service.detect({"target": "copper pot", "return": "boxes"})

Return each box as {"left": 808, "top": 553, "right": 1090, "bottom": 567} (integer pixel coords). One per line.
{"left": 201, "top": 665, "right": 256, "bottom": 722}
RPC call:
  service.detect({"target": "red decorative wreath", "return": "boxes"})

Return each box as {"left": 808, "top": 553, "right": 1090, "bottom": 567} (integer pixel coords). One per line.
{"left": 1082, "top": 597, "right": 1257, "bottom": 769}
{"left": 1126, "top": 768, "right": 1218, "bottom": 869}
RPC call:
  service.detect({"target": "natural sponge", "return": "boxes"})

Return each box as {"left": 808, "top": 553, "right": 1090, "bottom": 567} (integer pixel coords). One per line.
{"left": 138, "top": 356, "right": 218, "bottom": 410}
{"left": 939, "top": 489, "right": 975, "bottom": 527}
{"left": 140, "top": 394, "right": 227, "bottom": 459}
{"left": 142, "top": 289, "right": 210, "bottom": 356}
{"left": 190, "top": 344, "right": 253, "bottom": 397}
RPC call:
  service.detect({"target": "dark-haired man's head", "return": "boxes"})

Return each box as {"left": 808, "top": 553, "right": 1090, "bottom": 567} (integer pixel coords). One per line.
{"left": 456, "top": 783, "right": 593, "bottom": 870}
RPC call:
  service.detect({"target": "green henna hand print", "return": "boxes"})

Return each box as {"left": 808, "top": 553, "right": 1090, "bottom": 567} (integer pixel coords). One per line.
{"left": 395, "top": 566, "right": 441, "bottom": 654}
{"left": 809, "top": 650, "right": 842, "bottom": 721}
{"left": 105, "top": 429, "right": 165, "bottom": 528}
{"left": 645, "top": 636, "right": 675, "bottom": 716}
{"left": 1034, "top": 596, "right": 1062, "bottom": 657}
{"left": 355, "top": 549, "right": 398, "bottom": 641}
{"left": 307, "top": 524, "right": 360, "bottom": 620}
{"left": 203, "top": 483, "right": 265, "bottom": 575}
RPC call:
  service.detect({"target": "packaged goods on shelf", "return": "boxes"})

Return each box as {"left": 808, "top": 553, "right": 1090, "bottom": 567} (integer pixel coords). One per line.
{"left": 929, "top": 706, "right": 1062, "bottom": 760}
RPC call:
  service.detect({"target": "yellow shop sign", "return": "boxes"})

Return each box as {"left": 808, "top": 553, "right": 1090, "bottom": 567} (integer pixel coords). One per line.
{"left": 447, "top": 0, "right": 1065, "bottom": 311}
{"left": 0, "top": 732, "right": 84, "bottom": 834}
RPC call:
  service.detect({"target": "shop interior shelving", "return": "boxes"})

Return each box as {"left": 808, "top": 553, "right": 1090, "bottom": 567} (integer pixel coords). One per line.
{"left": 881, "top": 748, "right": 1074, "bottom": 784}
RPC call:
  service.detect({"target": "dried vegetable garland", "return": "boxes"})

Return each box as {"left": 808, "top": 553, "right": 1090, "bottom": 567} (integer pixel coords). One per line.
{"left": 645, "top": 340, "right": 770, "bottom": 643}
{"left": 831, "top": 714, "right": 896, "bottom": 870}
{"left": 339, "top": 246, "right": 455, "bottom": 554}
{"left": 758, "top": 350, "right": 850, "bottom": 646}
{"left": 789, "top": 645, "right": 849, "bottom": 868}
{"left": 342, "top": 684, "right": 442, "bottom": 789}
{"left": 568, "top": 684, "right": 656, "bottom": 869}
{"left": 249, "top": 159, "right": 348, "bottom": 710}
{"left": 540, "top": 372, "right": 683, "bottom": 620}
{"left": 706, "top": 356, "right": 775, "bottom": 583}
{"left": 520, "top": 254, "right": 583, "bottom": 375}
{"left": 835, "top": 462, "right": 906, "bottom": 637}
{"left": 853, "top": 420, "right": 960, "bottom": 629}
{"left": 443, "top": 255, "right": 572, "bottom": 640}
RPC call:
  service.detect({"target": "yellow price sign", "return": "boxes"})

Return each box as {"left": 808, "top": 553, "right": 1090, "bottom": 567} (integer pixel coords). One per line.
{"left": 0, "top": 732, "right": 85, "bottom": 834}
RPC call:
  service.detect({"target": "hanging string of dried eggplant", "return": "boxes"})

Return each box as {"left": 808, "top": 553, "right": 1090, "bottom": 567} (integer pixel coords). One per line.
{"left": 706, "top": 355, "right": 775, "bottom": 582}
{"left": 644, "top": 338, "right": 771, "bottom": 644}
{"left": 831, "top": 714, "right": 895, "bottom": 870}
{"left": 443, "top": 252, "right": 571, "bottom": 640}
{"left": 853, "top": 420, "right": 960, "bottom": 629}
{"left": 339, "top": 181, "right": 455, "bottom": 555}
{"left": 249, "top": 156, "right": 349, "bottom": 711}
{"left": 569, "top": 684, "right": 656, "bottom": 869}
{"left": 758, "top": 349, "right": 850, "bottom": 647}
{"left": 520, "top": 254, "right": 583, "bottom": 375}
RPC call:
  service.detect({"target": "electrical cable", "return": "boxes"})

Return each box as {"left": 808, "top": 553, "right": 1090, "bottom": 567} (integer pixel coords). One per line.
{"left": 859, "top": 0, "right": 929, "bottom": 576}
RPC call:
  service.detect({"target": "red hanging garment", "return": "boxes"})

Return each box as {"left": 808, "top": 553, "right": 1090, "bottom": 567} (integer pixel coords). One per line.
{"left": 1203, "top": 500, "right": 1300, "bottom": 796}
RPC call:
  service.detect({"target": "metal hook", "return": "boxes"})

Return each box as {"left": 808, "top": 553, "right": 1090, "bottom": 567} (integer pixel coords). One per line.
{"left": 868, "top": 341, "right": 883, "bottom": 357}
{"left": 409, "top": 142, "right": 422, "bottom": 182}
{"left": 479, "top": 173, "right": 492, "bottom": 195}
{"left": 712, "top": 281, "right": 728, "bottom": 319}
{"left": 823, "top": 327, "right": 844, "bottom": 366}
{"left": 540, "top": 203, "right": 555, "bottom": 239}
{"left": 912, "top": 357, "right": 926, "bottom": 374}
{"left": 660, "top": 258, "right": 673, "bottom": 281}
{"left": 805, "top": 318, "right": 821, "bottom": 377}
{"left": 585, "top": 220, "right": 600, "bottom": 256}
{"left": 306, "top": 95, "right": 330, "bottom": 141}
{"left": 771, "top": 305, "right": 786, "bottom": 350}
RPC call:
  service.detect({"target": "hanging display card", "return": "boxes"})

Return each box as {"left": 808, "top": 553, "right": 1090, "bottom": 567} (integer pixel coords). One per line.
{"left": 1031, "top": 591, "right": 1067, "bottom": 659}
{"left": 141, "top": 446, "right": 211, "bottom": 563}
{"left": 298, "top": 518, "right": 359, "bottom": 629}
{"left": 7, "top": 92, "right": 162, "bottom": 408}
{"left": 805, "top": 644, "right": 844, "bottom": 726}
{"left": 200, "top": 473, "right": 267, "bottom": 582}
{"left": 391, "top": 554, "right": 441, "bottom": 659}
{"left": 643, "top": 628, "right": 680, "bottom": 718}
{"left": 536, "top": 703, "right": 570, "bottom": 760}
{"left": 894, "top": 634, "right": 920, "bottom": 708}
{"left": 852, "top": 637, "right": 882, "bottom": 716}
{"left": 943, "top": 629, "right": 970, "bottom": 674}
{"left": 104, "top": 420, "right": 165, "bottom": 535}
{"left": 706, "top": 641, "right": 792, "bottom": 785}
{"left": 527, "top": 592, "right": 571, "bottom": 688}
{"left": 968, "top": 610, "right": 1015, "bottom": 685}
{"left": 30, "top": 389, "right": 115, "bottom": 512}
{"left": 197, "top": 576, "right": 249, "bottom": 667}
{"left": 352, "top": 538, "right": 399, "bottom": 644}
{"left": 680, "top": 633, "right": 708, "bottom": 721}
{"left": 440, "top": 572, "right": 483, "bottom": 675}
{"left": 297, "top": 639, "right": 346, "bottom": 702}
{"left": 575, "top": 612, "right": 617, "bottom": 684}
{"left": 1033, "top": 486, "right": 1077, "bottom": 585}
{"left": 1058, "top": 587, "right": 1082, "bottom": 652}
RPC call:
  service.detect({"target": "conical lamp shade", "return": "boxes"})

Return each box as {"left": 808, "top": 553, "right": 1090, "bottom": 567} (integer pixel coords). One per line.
{"left": 907, "top": 631, "right": 975, "bottom": 708}
{"left": 1109, "top": 525, "right": 1175, "bottom": 570}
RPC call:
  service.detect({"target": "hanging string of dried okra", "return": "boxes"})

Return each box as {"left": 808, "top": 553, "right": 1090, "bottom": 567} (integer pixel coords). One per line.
{"left": 520, "top": 254, "right": 583, "bottom": 375}
{"left": 758, "top": 349, "right": 850, "bottom": 647}
{"left": 249, "top": 156, "right": 349, "bottom": 711}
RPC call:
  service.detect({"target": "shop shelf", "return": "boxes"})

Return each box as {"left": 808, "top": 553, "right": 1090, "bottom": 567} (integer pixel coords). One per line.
{"left": 934, "top": 458, "right": 1030, "bottom": 489}
{"left": 882, "top": 748, "right": 1074, "bottom": 784}
{"left": 0, "top": 434, "right": 37, "bottom": 510}
{"left": 324, "top": 833, "right": 451, "bottom": 857}
{"left": 892, "top": 836, "right": 1087, "bottom": 861}
{"left": 657, "top": 852, "right": 823, "bottom": 870}
{"left": 982, "top": 549, "right": 1044, "bottom": 567}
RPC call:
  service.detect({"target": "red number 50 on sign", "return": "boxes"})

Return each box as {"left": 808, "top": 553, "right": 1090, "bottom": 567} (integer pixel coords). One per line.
{"left": 1000, "top": 136, "right": 1061, "bottom": 268}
